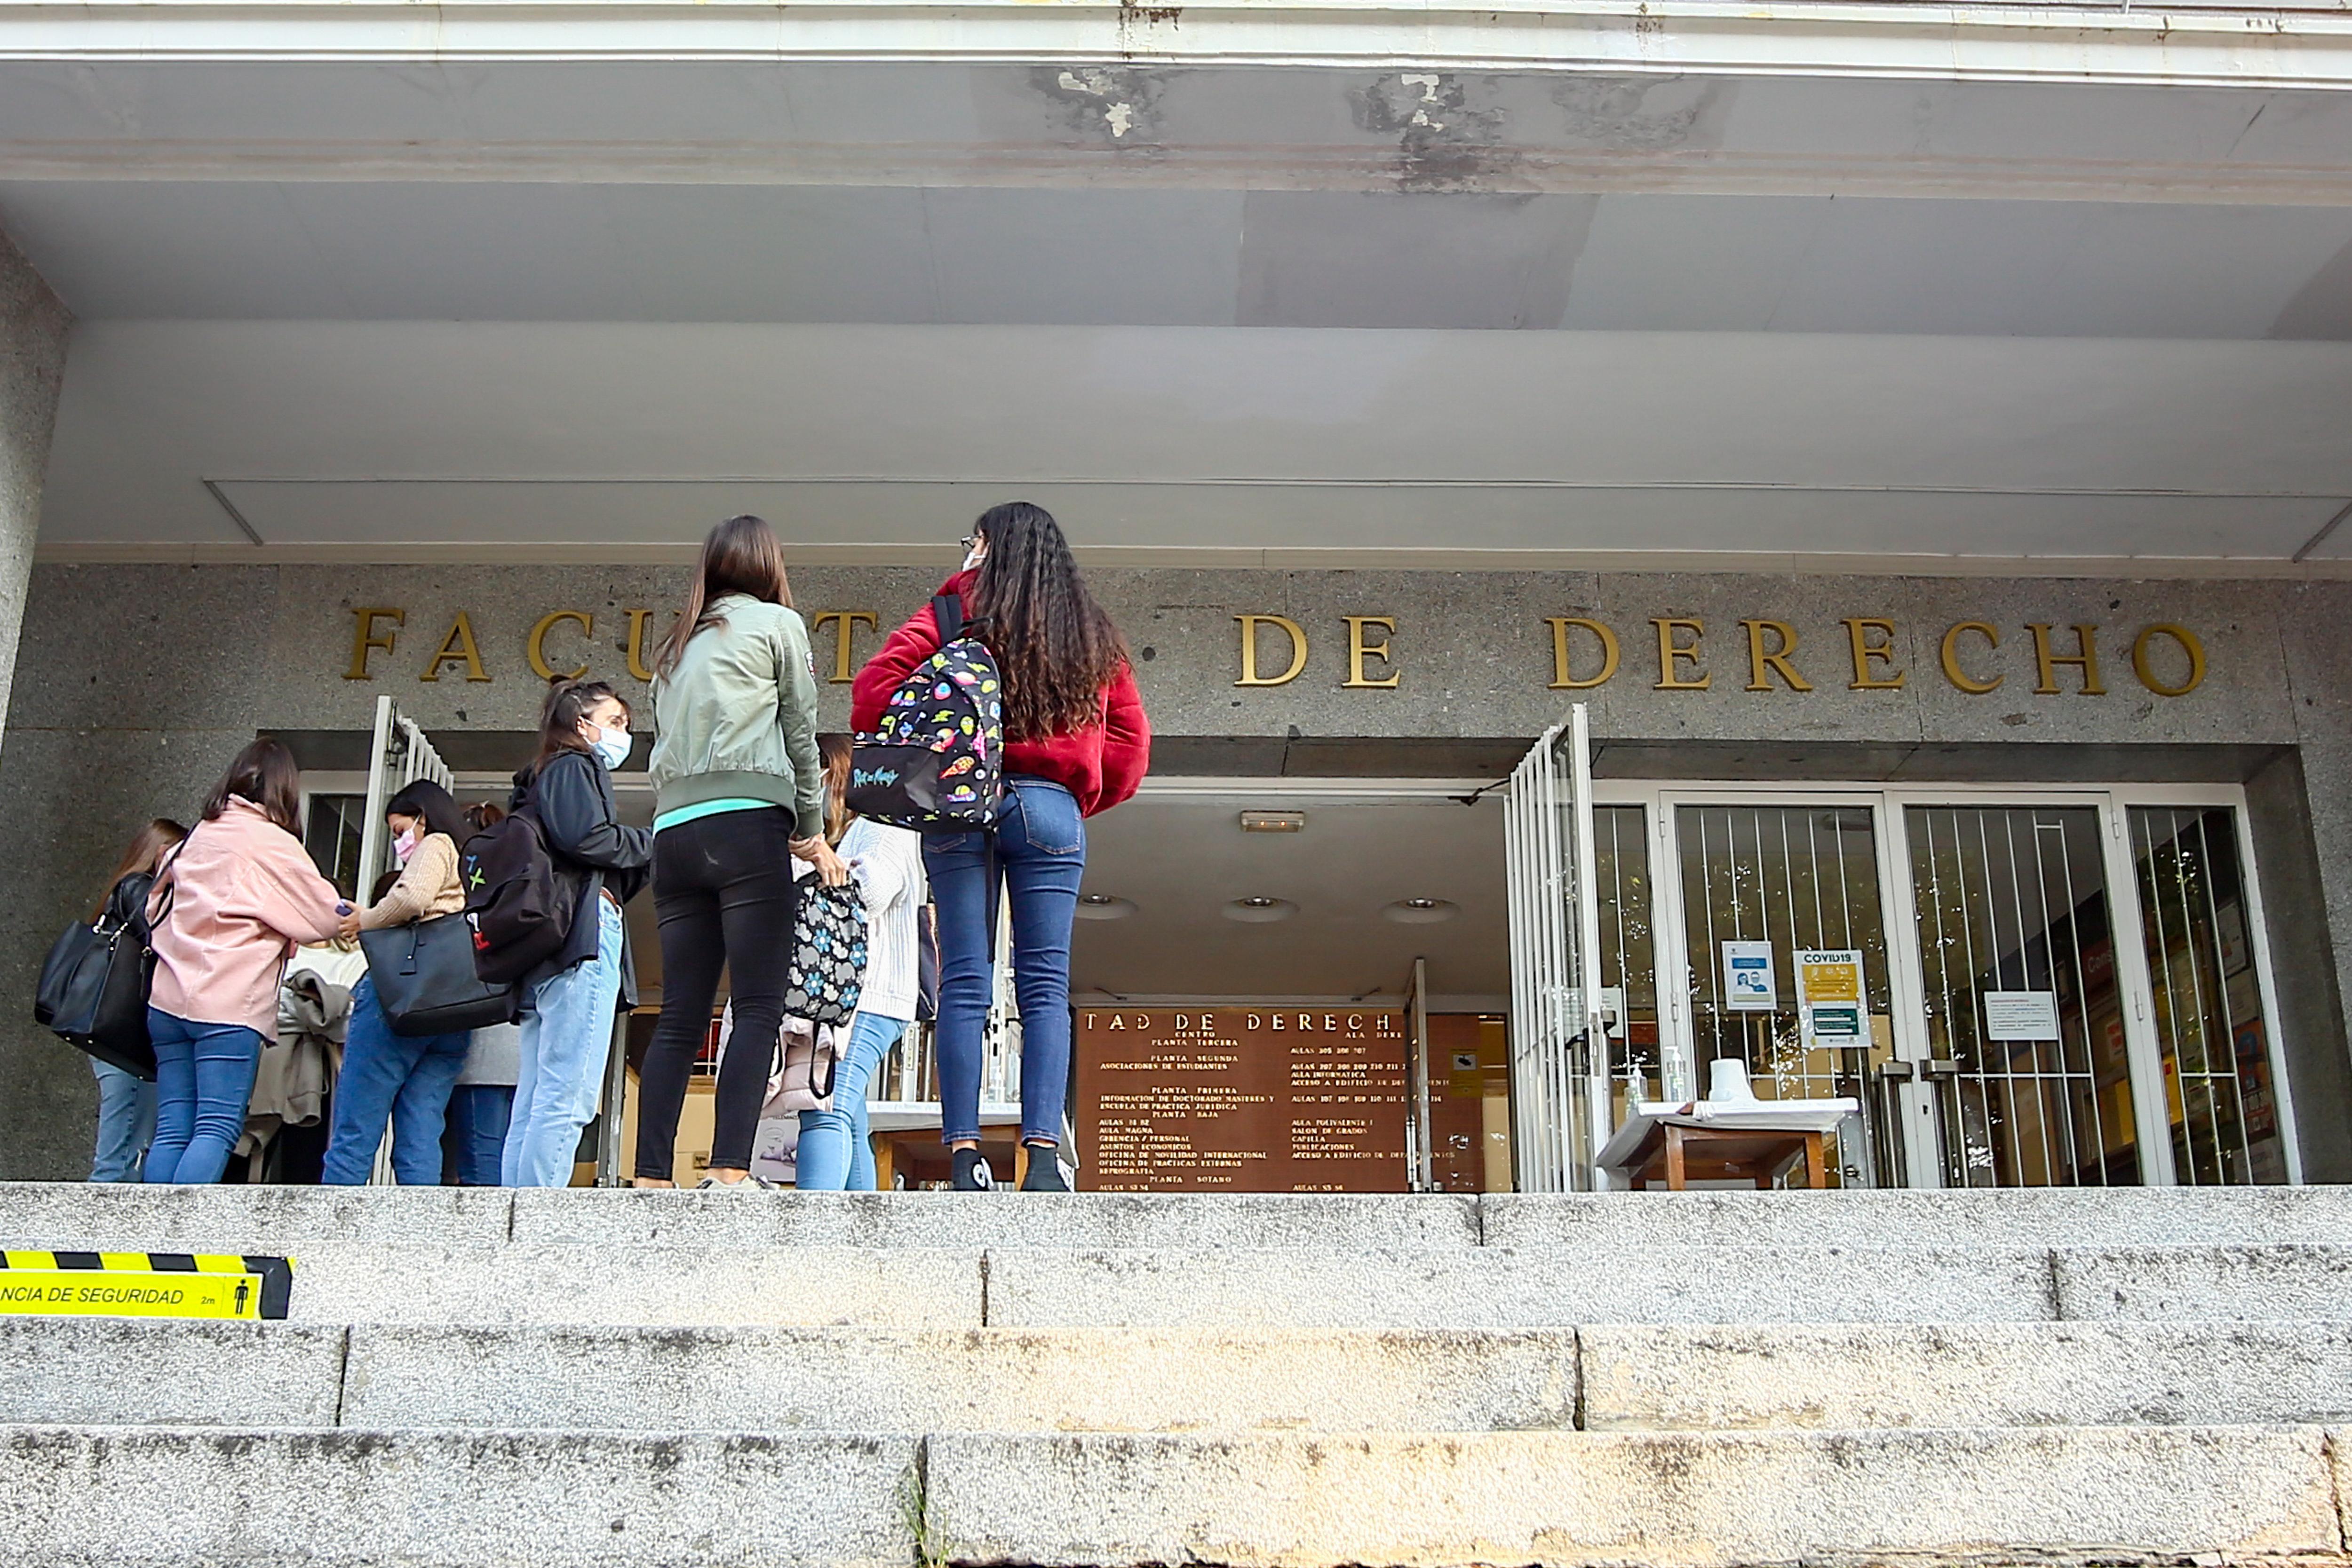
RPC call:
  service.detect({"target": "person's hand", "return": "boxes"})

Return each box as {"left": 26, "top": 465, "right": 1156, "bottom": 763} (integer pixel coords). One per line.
{"left": 793, "top": 836, "right": 852, "bottom": 886}
{"left": 335, "top": 910, "right": 362, "bottom": 942}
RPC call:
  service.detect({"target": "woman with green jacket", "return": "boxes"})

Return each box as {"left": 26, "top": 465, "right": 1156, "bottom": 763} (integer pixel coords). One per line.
{"left": 637, "top": 515, "right": 848, "bottom": 1190}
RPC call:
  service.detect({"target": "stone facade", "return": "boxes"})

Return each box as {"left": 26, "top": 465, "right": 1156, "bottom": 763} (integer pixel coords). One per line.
{"left": 1, "top": 560, "right": 2346, "bottom": 1179}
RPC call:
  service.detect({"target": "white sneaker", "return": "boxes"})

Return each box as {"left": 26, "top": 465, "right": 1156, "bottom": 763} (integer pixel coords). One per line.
{"left": 695, "top": 1174, "right": 776, "bottom": 1192}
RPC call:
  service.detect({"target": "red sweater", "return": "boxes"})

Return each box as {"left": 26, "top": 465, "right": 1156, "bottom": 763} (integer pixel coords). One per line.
{"left": 852, "top": 572, "right": 1151, "bottom": 818}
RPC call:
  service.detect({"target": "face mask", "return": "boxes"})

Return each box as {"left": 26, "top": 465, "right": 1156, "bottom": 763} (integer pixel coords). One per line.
{"left": 590, "top": 724, "right": 632, "bottom": 770}
{"left": 961, "top": 543, "right": 986, "bottom": 573}
{"left": 392, "top": 828, "right": 418, "bottom": 863}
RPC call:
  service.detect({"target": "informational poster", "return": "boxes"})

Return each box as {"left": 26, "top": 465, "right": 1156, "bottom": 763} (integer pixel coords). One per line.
{"left": 1983, "top": 990, "right": 2061, "bottom": 1042}
{"left": 1722, "top": 940, "right": 1777, "bottom": 1011}
{"left": 1795, "top": 949, "right": 1864, "bottom": 1044}
{"left": 1075, "top": 1007, "right": 1408, "bottom": 1193}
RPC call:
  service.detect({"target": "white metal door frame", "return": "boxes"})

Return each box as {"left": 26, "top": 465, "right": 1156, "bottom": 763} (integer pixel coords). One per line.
{"left": 1585, "top": 776, "right": 2296, "bottom": 1190}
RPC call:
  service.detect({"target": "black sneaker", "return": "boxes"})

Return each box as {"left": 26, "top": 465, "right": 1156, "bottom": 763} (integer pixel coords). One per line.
{"left": 952, "top": 1149, "right": 995, "bottom": 1191}
{"left": 1021, "top": 1151, "right": 1070, "bottom": 1192}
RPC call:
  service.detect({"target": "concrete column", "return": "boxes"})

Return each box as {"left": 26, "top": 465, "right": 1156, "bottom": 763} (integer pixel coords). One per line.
{"left": 0, "top": 228, "right": 69, "bottom": 752}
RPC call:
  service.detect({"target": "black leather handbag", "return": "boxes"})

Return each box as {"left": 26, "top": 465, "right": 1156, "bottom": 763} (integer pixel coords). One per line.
{"left": 359, "top": 914, "right": 516, "bottom": 1037}
{"left": 35, "top": 869, "right": 167, "bottom": 1080}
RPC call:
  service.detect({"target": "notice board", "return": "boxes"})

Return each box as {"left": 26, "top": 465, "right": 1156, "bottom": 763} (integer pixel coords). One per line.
{"left": 1075, "top": 1006, "right": 1408, "bottom": 1192}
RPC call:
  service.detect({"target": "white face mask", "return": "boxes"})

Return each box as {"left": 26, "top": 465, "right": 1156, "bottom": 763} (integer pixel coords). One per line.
{"left": 961, "top": 541, "right": 986, "bottom": 573}
{"left": 590, "top": 724, "right": 632, "bottom": 770}
{"left": 392, "top": 828, "right": 418, "bottom": 863}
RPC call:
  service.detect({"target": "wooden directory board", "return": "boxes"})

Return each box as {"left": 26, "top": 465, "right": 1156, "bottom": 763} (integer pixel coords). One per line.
{"left": 1075, "top": 1006, "right": 1408, "bottom": 1192}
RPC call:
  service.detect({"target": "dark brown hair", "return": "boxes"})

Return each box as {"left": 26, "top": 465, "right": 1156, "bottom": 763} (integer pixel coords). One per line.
{"left": 464, "top": 802, "right": 506, "bottom": 833}
{"left": 95, "top": 818, "right": 187, "bottom": 918}
{"left": 652, "top": 515, "right": 793, "bottom": 679}
{"left": 385, "top": 779, "right": 469, "bottom": 846}
{"left": 965, "top": 502, "right": 1126, "bottom": 742}
{"left": 529, "top": 678, "right": 629, "bottom": 774}
{"left": 202, "top": 739, "right": 303, "bottom": 834}
{"left": 817, "top": 732, "right": 853, "bottom": 844}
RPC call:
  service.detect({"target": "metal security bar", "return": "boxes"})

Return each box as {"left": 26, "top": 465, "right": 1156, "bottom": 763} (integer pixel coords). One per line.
{"left": 2129, "top": 805, "right": 2289, "bottom": 1186}
{"left": 1593, "top": 804, "right": 1661, "bottom": 1129}
{"left": 1904, "top": 805, "right": 2136, "bottom": 1187}
{"left": 356, "top": 694, "right": 455, "bottom": 905}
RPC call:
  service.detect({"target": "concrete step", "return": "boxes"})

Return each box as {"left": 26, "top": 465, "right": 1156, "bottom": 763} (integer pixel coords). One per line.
{"left": 922, "top": 1425, "right": 2348, "bottom": 1568}
{"left": 13, "top": 1318, "right": 2352, "bottom": 1434}
{"left": 17, "top": 1238, "right": 2345, "bottom": 1328}
{"left": 0, "top": 1321, "right": 1577, "bottom": 1433}
{"left": 1, "top": 1423, "right": 2338, "bottom": 1568}
{"left": 981, "top": 1243, "right": 2061, "bottom": 1326}
{"left": 1580, "top": 1321, "right": 2352, "bottom": 1430}
{"left": 10, "top": 1182, "right": 2350, "bottom": 1255}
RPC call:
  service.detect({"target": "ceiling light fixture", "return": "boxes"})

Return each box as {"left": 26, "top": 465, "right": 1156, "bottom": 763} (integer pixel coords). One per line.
{"left": 1383, "top": 898, "right": 1460, "bottom": 924}
{"left": 1075, "top": 894, "right": 1137, "bottom": 921}
{"left": 1239, "top": 811, "right": 1306, "bottom": 834}
{"left": 1223, "top": 896, "right": 1298, "bottom": 923}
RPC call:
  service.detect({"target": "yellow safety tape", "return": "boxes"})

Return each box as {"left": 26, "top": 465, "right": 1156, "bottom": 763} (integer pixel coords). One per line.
{"left": 0, "top": 1251, "right": 295, "bottom": 1320}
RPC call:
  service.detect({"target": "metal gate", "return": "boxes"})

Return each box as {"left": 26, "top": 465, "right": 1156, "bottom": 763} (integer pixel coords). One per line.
{"left": 355, "top": 695, "right": 456, "bottom": 1186}
{"left": 1502, "top": 705, "right": 1604, "bottom": 1192}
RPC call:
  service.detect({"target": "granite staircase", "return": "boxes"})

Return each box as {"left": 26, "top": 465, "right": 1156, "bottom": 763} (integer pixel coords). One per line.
{"left": 2, "top": 1181, "right": 2349, "bottom": 1567}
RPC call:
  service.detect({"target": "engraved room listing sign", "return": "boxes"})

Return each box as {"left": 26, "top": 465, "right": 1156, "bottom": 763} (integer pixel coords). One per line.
{"left": 1075, "top": 1007, "right": 1408, "bottom": 1193}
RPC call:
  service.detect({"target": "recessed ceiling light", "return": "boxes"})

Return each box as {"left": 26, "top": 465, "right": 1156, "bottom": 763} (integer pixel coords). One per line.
{"left": 1240, "top": 811, "right": 1306, "bottom": 833}
{"left": 1075, "top": 894, "right": 1137, "bottom": 921}
{"left": 1223, "top": 896, "right": 1298, "bottom": 923}
{"left": 1383, "top": 898, "right": 1460, "bottom": 924}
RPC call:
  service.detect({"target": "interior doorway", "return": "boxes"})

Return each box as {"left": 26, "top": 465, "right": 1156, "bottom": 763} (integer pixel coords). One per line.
{"left": 1065, "top": 778, "right": 1511, "bottom": 1194}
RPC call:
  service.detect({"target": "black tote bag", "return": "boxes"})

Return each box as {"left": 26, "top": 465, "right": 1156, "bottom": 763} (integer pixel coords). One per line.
{"left": 35, "top": 868, "right": 167, "bottom": 1080}
{"left": 359, "top": 914, "right": 516, "bottom": 1037}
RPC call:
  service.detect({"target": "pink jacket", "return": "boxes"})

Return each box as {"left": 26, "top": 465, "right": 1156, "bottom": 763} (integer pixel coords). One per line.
{"left": 148, "top": 797, "right": 346, "bottom": 1033}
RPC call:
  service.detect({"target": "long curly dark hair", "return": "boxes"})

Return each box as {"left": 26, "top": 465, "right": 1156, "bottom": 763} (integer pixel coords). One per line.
{"left": 965, "top": 502, "right": 1126, "bottom": 742}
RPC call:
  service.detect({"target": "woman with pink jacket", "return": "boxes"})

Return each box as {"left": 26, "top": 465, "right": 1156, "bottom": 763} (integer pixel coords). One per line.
{"left": 144, "top": 739, "right": 347, "bottom": 1184}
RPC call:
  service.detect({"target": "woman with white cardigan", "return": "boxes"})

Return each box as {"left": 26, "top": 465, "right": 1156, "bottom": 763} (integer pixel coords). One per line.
{"left": 794, "top": 733, "right": 926, "bottom": 1192}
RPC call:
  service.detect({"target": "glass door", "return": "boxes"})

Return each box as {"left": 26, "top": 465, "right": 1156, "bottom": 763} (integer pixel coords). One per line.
{"left": 2129, "top": 806, "right": 2293, "bottom": 1185}
{"left": 1902, "top": 804, "right": 2141, "bottom": 1186}
{"left": 1662, "top": 800, "right": 1895, "bottom": 1186}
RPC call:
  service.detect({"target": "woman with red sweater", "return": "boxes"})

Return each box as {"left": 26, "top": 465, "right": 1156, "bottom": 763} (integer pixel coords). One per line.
{"left": 853, "top": 502, "right": 1150, "bottom": 1190}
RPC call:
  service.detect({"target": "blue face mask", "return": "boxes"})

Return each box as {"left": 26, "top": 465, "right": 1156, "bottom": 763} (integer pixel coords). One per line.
{"left": 590, "top": 725, "right": 632, "bottom": 770}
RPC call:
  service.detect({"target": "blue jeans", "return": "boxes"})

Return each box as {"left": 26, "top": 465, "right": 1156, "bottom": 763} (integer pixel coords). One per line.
{"left": 143, "top": 1010, "right": 264, "bottom": 1185}
{"left": 503, "top": 897, "right": 625, "bottom": 1188}
{"left": 447, "top": 1085, "right": 515, "bottom": 1186}
{"left": 924, "top": 777, "right": 1085, "bottom": 1146}
{"left": 796, "top": 1012, "right": 908, "bottom": 1191}
{"left": 89, "top": 1056, "right": 157, "bottom": 1183}
{"left": 320, "top": 975, "right": 470, "bottom": 1186}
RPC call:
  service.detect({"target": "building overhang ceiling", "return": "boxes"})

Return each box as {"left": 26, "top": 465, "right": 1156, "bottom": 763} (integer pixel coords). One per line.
{"left": 6, "top": 13, "right": 2352, "bottom": 569}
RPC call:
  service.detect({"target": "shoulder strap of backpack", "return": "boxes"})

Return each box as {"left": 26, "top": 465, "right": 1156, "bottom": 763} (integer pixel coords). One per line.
{"left": 932, "top": 592, "right": 965, "bottom": 645}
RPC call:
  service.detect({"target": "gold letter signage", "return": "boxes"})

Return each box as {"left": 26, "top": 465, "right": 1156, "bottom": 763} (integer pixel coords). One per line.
{"left": 2131, "top": 624, "right": 2205, "bottom": 697}
{"left": 1940, "top": 621, "right": 2002, "bottom": 694}
{"left": 343, "top": 607, "right": 403, "bottom": 681}
{"left": 1547, "top": 618, "right": 1619, "bottom": 690}
{"left": 1652, "top": 618, "right": 1709, "bottom": 690}
{"left": 525, "top": 610, "right": 593, "bottom": 682}
{"left": 1843, "top": 618, "right": 1906, "bottom": 690}
{"left": 1342, "top": 616, "right": 1400, "bottom": 689}
{"left": 420, "top": 613, "right": 490, "bottom": 684}
{"left": 1234, "top": 615, "right": 1309, "bottom": 687}
{"left": 810, "top": 611, "right": 880, "bottom": 684}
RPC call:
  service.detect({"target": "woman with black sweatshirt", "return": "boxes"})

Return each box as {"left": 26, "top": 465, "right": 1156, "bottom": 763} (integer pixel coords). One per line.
{"left": 502, "top": 678, "right": 653, "bottom": 1187}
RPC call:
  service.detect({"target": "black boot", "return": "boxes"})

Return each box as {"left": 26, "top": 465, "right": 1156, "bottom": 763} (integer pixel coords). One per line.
{"left": 952, "top": 1149, "right": 995, "bottom": 1191}
{"left": 1021, "top": 1148, "right": 1069, "bottom": 1192}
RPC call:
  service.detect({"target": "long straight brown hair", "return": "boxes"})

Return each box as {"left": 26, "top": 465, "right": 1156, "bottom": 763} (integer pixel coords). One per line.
{"left": 965, "top": 502, "right": 1126, "bottom": 741}
{"left": 817, "top": 732, "right": 853, "bottom": 844}
{"left": 528, "top": 678, "right": 630, "bottom": 775}
{"left": 652, "top": 515, "right": 794, "bottom": 679}
{"left": 95, "top": 818, "right": 187, "bottom": 918}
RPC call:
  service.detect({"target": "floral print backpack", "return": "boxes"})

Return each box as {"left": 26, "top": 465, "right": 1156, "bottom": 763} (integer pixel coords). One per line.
{"left": 846, "top": 593, "right": 1005, "bottom": 831}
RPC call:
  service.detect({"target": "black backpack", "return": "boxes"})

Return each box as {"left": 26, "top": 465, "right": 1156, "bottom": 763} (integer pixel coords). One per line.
{"left": 461, "top": 803, "right": 575, "bottom": 985}
{"left": 846, "top": 594, "right": 1005, "bottom": 831}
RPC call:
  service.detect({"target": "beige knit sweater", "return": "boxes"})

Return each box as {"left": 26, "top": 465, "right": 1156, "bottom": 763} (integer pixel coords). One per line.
{"left": 358, "top": 832, "right": 465, "bottom": 930}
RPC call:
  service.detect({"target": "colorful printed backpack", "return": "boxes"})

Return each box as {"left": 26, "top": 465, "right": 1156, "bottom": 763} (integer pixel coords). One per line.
{"left": 785, "top": 878, "right": 868, "bottom": 1028}
{"left": 846, "top": 593, "right": 1005, "bottom": 831}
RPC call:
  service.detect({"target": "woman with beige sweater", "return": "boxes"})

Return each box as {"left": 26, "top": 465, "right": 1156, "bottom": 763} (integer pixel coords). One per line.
{"left": 319, "top": 780, "right": 473, "bottom": 1185}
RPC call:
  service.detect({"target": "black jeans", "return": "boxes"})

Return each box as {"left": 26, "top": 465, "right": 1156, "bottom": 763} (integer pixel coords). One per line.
{"left": 636, "top": 806, "right": 800, "bottom": 1180}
